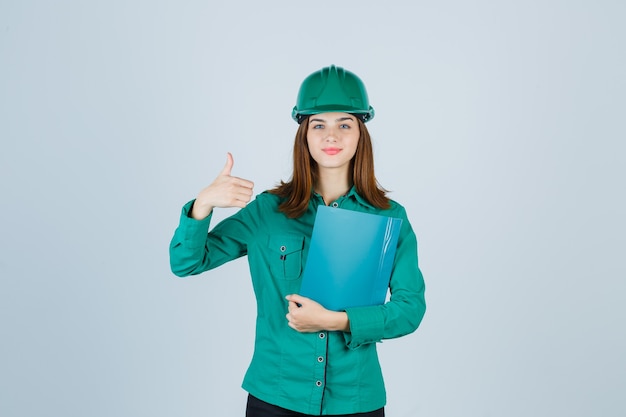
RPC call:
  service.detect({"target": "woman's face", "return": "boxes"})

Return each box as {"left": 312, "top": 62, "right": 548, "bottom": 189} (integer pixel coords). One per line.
{"left": 306, "top": 112, "right": 360, "bottom": 172}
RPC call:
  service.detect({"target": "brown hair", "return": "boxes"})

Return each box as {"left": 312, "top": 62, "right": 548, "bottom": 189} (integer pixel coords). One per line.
{"left": 269, "top": 117, "right": 390, "bottom": 218}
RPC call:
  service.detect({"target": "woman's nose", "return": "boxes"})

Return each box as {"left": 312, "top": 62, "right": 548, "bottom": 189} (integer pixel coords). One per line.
{"left": 324, "top": 128, "right": 338, "bottom": 141}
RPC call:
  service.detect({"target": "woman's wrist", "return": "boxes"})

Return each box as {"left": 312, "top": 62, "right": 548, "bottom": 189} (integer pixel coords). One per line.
{"left": 190, "top": 201, "right": 214, "bottom": 220}
{"left": 326, "top": 311, "right": 350, "bottom": 332}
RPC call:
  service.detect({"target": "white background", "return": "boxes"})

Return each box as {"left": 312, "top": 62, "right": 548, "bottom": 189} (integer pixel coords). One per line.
{"left": 1, "top": 1, "right": 624, "bottom": 416}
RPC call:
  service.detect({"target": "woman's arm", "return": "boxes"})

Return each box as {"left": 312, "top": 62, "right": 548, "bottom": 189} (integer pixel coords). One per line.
{"left": 343, "top": 206, "right": 426, "bottom": 349}
{"left": 169, "top": 153, "right": 255, "bottom": 277}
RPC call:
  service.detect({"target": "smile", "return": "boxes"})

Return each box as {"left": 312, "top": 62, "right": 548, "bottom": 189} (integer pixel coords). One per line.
{"left": 322, "top": 148, "right": 342, "bottom": 155}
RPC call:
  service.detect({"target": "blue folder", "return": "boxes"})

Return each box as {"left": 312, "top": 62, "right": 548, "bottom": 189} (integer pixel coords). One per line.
{"left": 299, "top": 206, "right": 403, "bottom": 311}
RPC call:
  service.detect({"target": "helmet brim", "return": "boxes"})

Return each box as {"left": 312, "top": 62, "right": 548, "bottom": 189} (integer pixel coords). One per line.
{"left": 292, "top": 106, "right": 375, "bottom": 124}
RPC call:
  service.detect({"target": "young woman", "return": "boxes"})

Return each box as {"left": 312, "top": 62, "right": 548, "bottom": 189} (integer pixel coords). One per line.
{"left": 169, "top": 65, "right": 426, "bottom": 416}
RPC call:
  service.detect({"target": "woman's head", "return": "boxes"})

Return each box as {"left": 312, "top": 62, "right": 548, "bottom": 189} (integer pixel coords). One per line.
{"left": 270, "top": 65, "right": 389, "bottom": 217}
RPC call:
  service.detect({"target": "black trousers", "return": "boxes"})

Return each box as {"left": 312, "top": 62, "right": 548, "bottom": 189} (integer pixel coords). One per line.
{"left": 246, "top": 394, "right": 385, "bottom": 417}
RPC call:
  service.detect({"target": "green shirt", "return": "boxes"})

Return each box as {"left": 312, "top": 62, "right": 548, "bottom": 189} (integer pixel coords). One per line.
{"left": 169, "top": 187, "right": 426, "bottom": 415}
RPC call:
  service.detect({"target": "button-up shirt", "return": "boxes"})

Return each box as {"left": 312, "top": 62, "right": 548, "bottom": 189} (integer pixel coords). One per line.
{"left": 169, "top": 187, "right": 426, "bottom": 415}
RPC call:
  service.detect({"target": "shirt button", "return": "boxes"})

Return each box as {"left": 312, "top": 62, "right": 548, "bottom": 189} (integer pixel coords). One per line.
{"left": 331, "top": 202, "right": 339, "bottom": 208}
{"left": 317, "top": 356, "right": 324, "bottom": 363}
{"left": 319, "top": 332, "right": 326, "bottom": 339}
{"left": 316, "top": 380, "right": 323, "bottom": 387}
{"left": 280, "top": 245, "right": 286, "bottom": 252}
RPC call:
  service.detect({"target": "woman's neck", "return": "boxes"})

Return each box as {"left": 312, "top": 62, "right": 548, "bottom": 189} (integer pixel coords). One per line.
{"left": 315, "top": 169, "right": 352, "bottom": 205}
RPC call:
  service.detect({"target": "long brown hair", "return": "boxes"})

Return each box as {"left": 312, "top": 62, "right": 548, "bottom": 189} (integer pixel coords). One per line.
{"left": 269, "top": 116, "right": 390, "bottom": 218}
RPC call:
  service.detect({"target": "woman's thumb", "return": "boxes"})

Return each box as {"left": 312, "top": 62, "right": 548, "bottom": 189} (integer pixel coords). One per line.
{"left": 219, "top": 152, "right": 234, "bottom": 176}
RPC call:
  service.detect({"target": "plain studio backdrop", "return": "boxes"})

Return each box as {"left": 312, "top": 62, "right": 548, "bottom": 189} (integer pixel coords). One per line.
{"left": 1, "top": 1, "right": 624, "bottom": 416}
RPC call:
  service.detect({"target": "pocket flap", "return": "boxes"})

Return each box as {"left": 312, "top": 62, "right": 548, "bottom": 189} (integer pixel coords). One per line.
{"left": 267, "top": 234, "right": 304, "bottom": 256}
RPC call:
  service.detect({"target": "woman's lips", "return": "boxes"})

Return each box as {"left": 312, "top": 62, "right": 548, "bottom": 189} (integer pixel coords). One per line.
{"left": 322, "top": 148, "right": 341, "bottom": 155}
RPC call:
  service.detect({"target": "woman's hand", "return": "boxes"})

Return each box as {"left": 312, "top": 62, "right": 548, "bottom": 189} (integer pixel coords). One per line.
{"left": 285, "top": 294, "right": 350, "bottom": 333}
{"left": 191, "top": 152, "right": 254, "bottom": 220}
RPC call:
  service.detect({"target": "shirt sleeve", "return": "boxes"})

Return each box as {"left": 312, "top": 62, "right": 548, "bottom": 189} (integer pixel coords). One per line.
{"left": 169, "top": 199, "right": 258, "bottom": 277}
{"left": 343, "top": 206, "right": 426, "bottom": 349}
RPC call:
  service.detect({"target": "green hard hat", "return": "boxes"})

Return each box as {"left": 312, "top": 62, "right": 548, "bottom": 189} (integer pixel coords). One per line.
{"left": 292, "top": 65, "right": 375, "bottom": 123}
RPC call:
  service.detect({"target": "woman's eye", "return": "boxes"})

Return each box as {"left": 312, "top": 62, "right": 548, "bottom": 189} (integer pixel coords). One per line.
{"left": 340, "top": 124, "right": 350, "bottom": 129}
{"left": 312, "top": 124, "right": 324, "bottom": 129}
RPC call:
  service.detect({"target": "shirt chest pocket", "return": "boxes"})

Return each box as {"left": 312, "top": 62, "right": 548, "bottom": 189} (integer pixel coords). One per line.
{"left": 268, "top": 234, "right": 305, "bottom": 280}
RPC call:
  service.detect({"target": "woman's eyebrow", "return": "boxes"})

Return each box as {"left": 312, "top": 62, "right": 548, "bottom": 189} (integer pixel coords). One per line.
{"left": 309, "top": 116, "right": 355, "bottom": 124}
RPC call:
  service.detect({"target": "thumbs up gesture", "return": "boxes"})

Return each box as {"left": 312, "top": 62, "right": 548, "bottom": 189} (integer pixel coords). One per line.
{"left": 190, "top": 153, "right": 255, "bottom": 220}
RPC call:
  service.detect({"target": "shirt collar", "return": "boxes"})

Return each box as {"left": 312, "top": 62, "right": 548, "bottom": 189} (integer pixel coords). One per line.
{"left": 345, "top": 185, "right": 377, "bottom": 209}
{"left": 312, "top": 186, "right": 376, "bottom": 210}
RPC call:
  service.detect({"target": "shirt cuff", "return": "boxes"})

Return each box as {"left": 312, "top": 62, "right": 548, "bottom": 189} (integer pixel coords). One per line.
{"left": 178, "top": 199, "right": 212, "bottom": 249}
{"left": 343, "top": 306, "right": 385, "bottom": 350}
